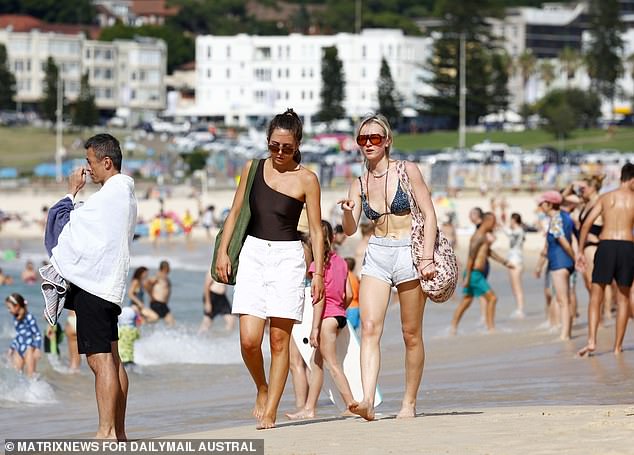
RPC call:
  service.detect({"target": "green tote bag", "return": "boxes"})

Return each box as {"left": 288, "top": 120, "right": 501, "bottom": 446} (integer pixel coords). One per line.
{"left": 211, "top": 159, "right": 260, "bottom": 285}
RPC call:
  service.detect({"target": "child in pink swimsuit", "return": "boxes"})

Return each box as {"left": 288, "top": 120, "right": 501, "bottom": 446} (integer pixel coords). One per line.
{"left": 286, "top": 220, "right": 356, "bottom": 419}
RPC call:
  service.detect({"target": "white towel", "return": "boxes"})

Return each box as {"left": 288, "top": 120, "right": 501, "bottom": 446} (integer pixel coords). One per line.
{"left": 39, "top": 263, "right": 69, "bottom": 326}
{"left": 50, "top": 174, "right": 137, "bottom": 305}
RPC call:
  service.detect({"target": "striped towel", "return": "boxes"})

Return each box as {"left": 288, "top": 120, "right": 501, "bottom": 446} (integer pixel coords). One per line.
{"left": 39, "top": 264, "right": 69, "bottom": 326}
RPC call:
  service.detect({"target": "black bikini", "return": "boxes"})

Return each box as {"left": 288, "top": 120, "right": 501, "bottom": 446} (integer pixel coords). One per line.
{"left": 579, "top": 206, "right": 602, "bottom": 248}
{"left": 359, "top": 174, "right": 410, "bottom": 221}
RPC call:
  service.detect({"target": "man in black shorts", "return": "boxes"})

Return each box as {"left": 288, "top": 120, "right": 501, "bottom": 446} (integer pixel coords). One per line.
{"left": 577, "top": 163, "right": 634, "bottom": 356}
{"left": 50, "top": 134, "right": 137, "bottom": 439}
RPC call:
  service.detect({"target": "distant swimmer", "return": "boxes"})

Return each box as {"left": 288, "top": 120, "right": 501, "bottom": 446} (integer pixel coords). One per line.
{"left": 452, "top": 212, "right": 514, "bottom": 335}
{"left": 577, "top": 163, "right": 634, "bottom": 356}
{"left": 21, "top": 260, "right": 38, "bottom": 284}
{"left": 198, "top": 270, "right": 235, "bottom": 333}
{"left": 147, "top": 260, "right": 174, "bottom": 327}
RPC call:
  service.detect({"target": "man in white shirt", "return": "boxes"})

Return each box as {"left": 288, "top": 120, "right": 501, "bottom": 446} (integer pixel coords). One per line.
{"left": 51, "top": 133, "right": 137, "bottom": 440}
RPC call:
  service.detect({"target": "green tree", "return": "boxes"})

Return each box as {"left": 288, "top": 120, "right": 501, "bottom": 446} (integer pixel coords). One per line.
{"left": 100, "top": 24, "right": 193, "bottom": 73}
{"left": 537, "top": 88, "right": 601, "bottom": 138}
{"left": 0, "top": 43, "right": 16, "bottom": 110}
{"left": 422, "top": 0, "right": 503, "bottom": 126}
{"left": 377, "top": 57, "right": 400, "bottom": 128}
{"left": 41, "top": 57, "right": 60, "bottom": 122}
{"left": 539, "top": 60, "right": 556, "bottom": 90}
{"left": 518, "top": 50, "right": 536, "bottom": 104}
{"left": 72, "top": 71, "right": 98, "bottom": 128}
{"left": 488, "top": 51, "right": 510, "bottom": 114}
{"left": 585, "top": 0, "right": 624, "bottom": 107}
{"left": 0, "top": 0, "right": 96, "bottom": 24}
{"left": 317, "top": 46, "right": 345, "bottom": 123}
{"left": 558, "top": 47, "right": 581, "bottom": 85}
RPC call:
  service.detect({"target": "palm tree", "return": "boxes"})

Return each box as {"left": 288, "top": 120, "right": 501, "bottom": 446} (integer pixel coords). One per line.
{"left": 518, "top": 50, "right": 537, "bottom": 104}
{"left": 539, "top": 60, "right": 556, "bottom": 91}
{"left": 558, "top": 47, "right": 581, "bottom": 86}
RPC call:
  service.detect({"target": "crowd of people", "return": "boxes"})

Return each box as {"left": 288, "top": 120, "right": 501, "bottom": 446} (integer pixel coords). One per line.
{"left": 2, "top": 111, "right": 633, "bottom": 441}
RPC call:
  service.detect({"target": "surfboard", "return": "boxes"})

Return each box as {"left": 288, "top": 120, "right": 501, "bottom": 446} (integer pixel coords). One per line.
{"left": 291, "top": 287, "right": 382, "bottom": 412}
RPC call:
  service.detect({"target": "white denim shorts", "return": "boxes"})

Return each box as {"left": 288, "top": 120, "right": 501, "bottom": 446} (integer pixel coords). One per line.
{"left": 361, "top": 236, "right": 419, "bottom": 286}
{"left": 232, "top": 235, "right": 306, "bottom": 322}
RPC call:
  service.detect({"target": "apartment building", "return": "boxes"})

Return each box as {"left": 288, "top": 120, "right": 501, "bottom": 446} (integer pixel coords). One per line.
{"left": 192, "top": 29, "right": 432, "bottom": 127}
{"left": 0, "top": 16, "right": 167, "bottom": 114}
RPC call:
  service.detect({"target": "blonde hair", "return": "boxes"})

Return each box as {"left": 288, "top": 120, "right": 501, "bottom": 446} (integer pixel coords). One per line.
{"left": 356, "top": 113, "right": 393, "bottom": 157}
{"left": 583, "top": 174, "right": 606, "bottom": 191}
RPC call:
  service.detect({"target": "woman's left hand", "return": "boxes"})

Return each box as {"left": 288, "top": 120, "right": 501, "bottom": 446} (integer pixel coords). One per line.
{"left": 419, "top": 258, "right": 436, "bottom": 280}
{"left": 311, "top": 275, "right": 324, "bottom": 304}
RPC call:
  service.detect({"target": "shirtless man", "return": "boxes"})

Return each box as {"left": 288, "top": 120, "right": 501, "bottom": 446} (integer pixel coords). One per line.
{"left": 147, "top": 260, "right": 174, "bottom": 326}
{"left": 576, "top": 163, "right": 634, "bottom": 356}
{"left": 452, "top": 212, "right": 514, "bottom": 334}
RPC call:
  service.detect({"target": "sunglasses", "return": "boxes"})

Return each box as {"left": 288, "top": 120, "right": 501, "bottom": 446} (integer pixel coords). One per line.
{"left": 268, "top": 143, "right": 296, "bottom": 155}
{"left": 356, "top": 134, "right": 385, "bottom": 146}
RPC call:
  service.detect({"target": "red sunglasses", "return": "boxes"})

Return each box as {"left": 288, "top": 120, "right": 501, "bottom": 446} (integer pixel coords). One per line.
{"left": 356, "top": 134, "right": 385, "bottom": 146}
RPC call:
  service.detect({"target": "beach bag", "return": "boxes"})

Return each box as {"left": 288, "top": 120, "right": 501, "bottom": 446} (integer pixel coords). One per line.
{"left": 395, "top": 160, "right": 458, "bottom": 303}
{"left": 211, "top": 159, "right": 260, "bottom": 285}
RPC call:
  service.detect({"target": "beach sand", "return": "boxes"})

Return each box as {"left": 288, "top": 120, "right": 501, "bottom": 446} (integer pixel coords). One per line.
{"left": 173, "top": 404, "right": 634, "bottom": 455}
{"left": 2, "top": 187, "right": 634, "bottom": 454}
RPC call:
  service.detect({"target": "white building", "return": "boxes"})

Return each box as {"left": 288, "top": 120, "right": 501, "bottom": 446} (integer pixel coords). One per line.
{"left": 0, "top": 19, "right": 167, "bottom": 116}
{"left": 191, "top": 29, "right": 432, "bottom": 127}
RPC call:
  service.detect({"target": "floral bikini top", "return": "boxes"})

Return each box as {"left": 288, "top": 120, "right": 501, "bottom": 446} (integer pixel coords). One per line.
{"left": 359, "top": 176, "right": 411, "bottom": 221}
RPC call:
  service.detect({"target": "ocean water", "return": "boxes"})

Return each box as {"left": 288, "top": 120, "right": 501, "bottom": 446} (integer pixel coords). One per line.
{"left": 1, "top": 238, "right": 633, "bottom": 438}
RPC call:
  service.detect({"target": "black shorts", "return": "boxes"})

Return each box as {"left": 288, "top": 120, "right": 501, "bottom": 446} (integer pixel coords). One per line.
{"left": 592, "top": 240, "right": 634, "bottom": 287}
{"left": 203, "top": 292, "right": 232, "bottom": 319}
{"left": 150, "top": 300, "right": 170, "bottom": 319}
{"left": 65, "top": 285, "right": 121, "bottom": 355}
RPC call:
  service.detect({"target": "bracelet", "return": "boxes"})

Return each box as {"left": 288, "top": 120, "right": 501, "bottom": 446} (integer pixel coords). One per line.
{"left": 421, "top": 257, "right": 434, "bottom": 260}
{"left": 313, "top": 272, "right": 323, "bottom": 277}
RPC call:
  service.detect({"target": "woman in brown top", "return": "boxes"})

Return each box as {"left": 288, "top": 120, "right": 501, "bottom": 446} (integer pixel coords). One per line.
{"left": 215, "top": 109, "right": 324, "bottom": 429}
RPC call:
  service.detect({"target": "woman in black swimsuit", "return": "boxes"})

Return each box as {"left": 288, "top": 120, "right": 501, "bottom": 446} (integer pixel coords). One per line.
{"left": 339, "top": 114, "right": 438, "bottom": 421}
{"left": 576, "top": 175, "right": 614, "bottom": 320}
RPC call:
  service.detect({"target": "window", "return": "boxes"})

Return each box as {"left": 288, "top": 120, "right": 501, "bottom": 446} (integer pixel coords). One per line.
{"left": 301, "top": 91, "right": 305, "bottom": 100}
{"left": 255, "top": 68, "right": 271, "bottom": 81}
{"left": 207, "top": 68, "right": 211, "bottom": 78}
{"left": 285, "top": 68, "right": 290, "bottom": 78}
{"left": 309, "top": 68, "right": 313, "bottom": 78}
{"left": 256, "top": 47, "right": 271, "bottom": 59}
{"left": 254, "top": 90, "right": 266, "bottom": 102}
{"left": 207, "top": 46, "right": 212, "bottom": 58}
{"left": 86, "top": 49, "right": 91, "bottom": 59}
{"left": 226, "top": 46, "right": 231, "bottom": 58}
{"left": 226, "top": 68, "right": 230, "bottom": 78}
{"left": 309, "top": 91, "right": 313, "bottom": 100}
{"left": 285, "top": 91, "right": 289, "bottom": 100}
{"left": 277, "top": 68, "right": 282, "bottom": 78}
{"left": 362, "top": 45, "right": 366, "bottom": 58}
{"left": 362, "top": 68, "right": 366, "bottom": 78}
{"left": 301, "top": 68, "right": 305, "bottom": 78}
{"left": 286, "top": 46, "right": 290, "bottom": 58}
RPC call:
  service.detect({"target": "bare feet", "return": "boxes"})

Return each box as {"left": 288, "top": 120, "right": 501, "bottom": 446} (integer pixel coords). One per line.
{"left": 256, "top": 414, "right": 276, "bottom": 430}
{"left": 577, "top": 342, "right": 596, "bottom": 357}
{"left": 396, "top": 403, "right": 416, "bottom": 419}
{"left": 449, "top": 326, "right": 457, "bottom": 336}
{"left": 285, "top": 408, "right": 315, "bottom": 420}
{"left": 349, "top": 400, "right": 375, "bottom": 421}
{"left": 340, "top": 409, "right": 356, "bottom": 417}
{"left": 614, "top": 346, "right": 623, "bottom": 355}
{"left": 253, "top": 386, "right": 268, "bottom": 419}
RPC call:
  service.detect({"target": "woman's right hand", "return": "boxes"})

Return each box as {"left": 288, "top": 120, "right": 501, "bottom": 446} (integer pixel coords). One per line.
{"left": 337, "top": 198, "right": 355, "bottom": 211}
{"left": 215, "top": 251, "right": 232, "bottom": 284}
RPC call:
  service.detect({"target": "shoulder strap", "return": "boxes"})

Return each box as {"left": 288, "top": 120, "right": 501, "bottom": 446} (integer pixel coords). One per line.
{"left": 245, "top": 159, "right": 260, "bottom": 193}
{"left": 358, "top": 176, "right": 365, "bottom": 197}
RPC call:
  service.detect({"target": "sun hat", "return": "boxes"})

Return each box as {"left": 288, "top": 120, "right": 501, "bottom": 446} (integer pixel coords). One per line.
{"left": 537, "top": 190, "right": 563, "bottom": 205}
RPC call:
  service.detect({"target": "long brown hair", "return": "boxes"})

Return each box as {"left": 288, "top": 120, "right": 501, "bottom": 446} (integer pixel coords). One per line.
{"left": 320, "top": 220, "right": 334, "bottom": 268}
